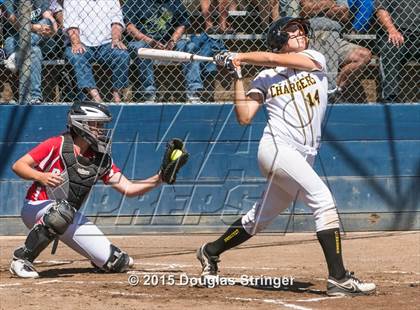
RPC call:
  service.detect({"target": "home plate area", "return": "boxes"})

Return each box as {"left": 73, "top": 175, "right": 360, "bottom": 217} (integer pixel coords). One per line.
{"left": 0, "top": 233, "right": 419, "bottom": 310}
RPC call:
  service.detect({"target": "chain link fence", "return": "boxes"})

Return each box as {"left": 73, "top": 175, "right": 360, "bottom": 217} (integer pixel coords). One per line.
{"left": 0, "top": 0, "right": 418, "bottom": 104}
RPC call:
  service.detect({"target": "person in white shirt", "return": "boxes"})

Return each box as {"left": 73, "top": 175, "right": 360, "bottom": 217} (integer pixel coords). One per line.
{"left": 196, "top": 17, "right": 376, "bottom": 297}
{"left": 63, "top": 0, "right": 129, "bottom": 103}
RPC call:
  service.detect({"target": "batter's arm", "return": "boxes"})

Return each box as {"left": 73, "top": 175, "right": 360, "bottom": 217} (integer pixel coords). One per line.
{"left": 233, "top": 52, "right": 322, "bottom": 72}
{"left": 109, "top": 172, "right": 162, "bottom": 197}
{"left": 233, "top": 79, "right": 263, "bottom": 126}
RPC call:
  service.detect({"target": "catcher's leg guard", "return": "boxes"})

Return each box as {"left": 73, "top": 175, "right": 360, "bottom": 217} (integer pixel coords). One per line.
{"left": 102, "top": 244, "right": 132, "bottom": 273}
{"left": 13, "top": 200, "right": 75, "bottom": 262}
{"left": 13, "top": 224, "right": 55, "bottom": 262}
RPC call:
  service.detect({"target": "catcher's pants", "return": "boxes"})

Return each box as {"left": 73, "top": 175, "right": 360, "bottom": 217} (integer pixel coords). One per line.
{"left": 21, "top": 200, "right": 112, "bottom": 267}
{"left": 241, "top": 135, "right": 339, "bottom": 235}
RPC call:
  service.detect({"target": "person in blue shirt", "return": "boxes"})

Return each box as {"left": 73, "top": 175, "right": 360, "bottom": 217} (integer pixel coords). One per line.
{"left": 2, "top": 0, "right": 58, "bottom": 104}
{"left": 348, "top": 0, "right": 374, "bottom": 33}
{"left": 123, "top": 0, "right": 203, "bottom": 103}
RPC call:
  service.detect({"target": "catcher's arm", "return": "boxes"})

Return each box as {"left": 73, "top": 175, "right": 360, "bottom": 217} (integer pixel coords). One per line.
{"left": 110, "top": 172, "right": 162, "bottom": 197}
{"left": 12, "top": 154, "right": 64, "bottom": 187}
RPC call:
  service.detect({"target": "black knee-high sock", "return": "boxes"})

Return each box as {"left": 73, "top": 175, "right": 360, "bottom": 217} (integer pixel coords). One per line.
{"left": 205, "top": 218, "right": 252, "bottom": 256}
{"left": 317, "top": 228, "right": 346, "bottom": 280}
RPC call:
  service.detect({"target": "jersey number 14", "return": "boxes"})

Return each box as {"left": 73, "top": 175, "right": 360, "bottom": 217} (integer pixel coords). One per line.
{"left": 305, "top": 90, "right": 320, "bottom": 106}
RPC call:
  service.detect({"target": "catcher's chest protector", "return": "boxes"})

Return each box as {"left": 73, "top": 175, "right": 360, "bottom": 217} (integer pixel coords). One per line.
{"left": 47, "top": 133, "right": 112, "bottom": 210}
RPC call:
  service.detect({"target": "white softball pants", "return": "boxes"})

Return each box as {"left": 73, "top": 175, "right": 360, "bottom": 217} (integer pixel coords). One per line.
{"left": 21, "top": 200, "right": 112, "bottom": 267}
{"left": 242, "top": 135, "right": 339, "bottom": 234}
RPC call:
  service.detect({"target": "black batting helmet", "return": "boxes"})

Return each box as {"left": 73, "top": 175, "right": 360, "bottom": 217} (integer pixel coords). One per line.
{"left": 266, "top": 17, "right": 312, "bottom": 52}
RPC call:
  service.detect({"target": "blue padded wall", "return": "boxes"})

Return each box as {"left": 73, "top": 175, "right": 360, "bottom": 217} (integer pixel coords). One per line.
{"left": 0, "top": 104, "right": 419, "bottom": 234}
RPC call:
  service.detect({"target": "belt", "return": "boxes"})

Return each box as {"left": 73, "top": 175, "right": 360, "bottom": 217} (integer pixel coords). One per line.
{"left": 275, "top": 134, "right": 318, "bottom": 156}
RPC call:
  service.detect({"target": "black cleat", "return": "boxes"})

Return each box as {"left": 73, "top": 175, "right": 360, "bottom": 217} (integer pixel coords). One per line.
{"left": 196, "top": 243, "right": 220, "bottom": 278}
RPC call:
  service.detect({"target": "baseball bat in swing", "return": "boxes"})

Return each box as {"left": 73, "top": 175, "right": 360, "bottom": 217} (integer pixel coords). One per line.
{"left": 137, "top": 48, "right": 214, "bottom": 63}
{"left": 137, "top": 48, "right": 340, "bottom": 95}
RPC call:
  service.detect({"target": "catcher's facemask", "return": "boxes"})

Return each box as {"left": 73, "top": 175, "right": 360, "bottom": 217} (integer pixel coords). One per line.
{"left": 67, "top": 101, "right": 113, "bottom": 154}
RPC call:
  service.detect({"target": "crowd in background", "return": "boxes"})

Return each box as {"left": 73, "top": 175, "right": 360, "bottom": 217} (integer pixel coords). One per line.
{"left": 0, "top": 0, "right": 418, "bottom": 104}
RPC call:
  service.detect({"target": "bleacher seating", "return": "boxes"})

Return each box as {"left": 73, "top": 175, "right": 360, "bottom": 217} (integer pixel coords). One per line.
{"left": 0, "top": 7, "right": 419, "bottom": 104}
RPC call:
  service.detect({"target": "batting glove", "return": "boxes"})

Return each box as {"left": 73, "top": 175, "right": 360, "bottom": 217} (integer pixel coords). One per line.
{"left": 214, "top": 51, "right": 242, "bottom": 80}
{"left": 214, "top": 51, "right": 237, "bottom": 66}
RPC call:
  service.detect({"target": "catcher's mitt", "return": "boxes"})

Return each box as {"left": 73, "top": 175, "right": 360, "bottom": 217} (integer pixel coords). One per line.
{"left": 160, "top": 138, "right": 189, "bottom": 184}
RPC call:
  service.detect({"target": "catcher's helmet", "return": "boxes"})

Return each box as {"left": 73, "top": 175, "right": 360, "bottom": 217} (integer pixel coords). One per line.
{"left": 266, "top": 17, "right": 312, "bottom": 52}
{"left": 67, "top": 101, "right": 113, "bottom": 154}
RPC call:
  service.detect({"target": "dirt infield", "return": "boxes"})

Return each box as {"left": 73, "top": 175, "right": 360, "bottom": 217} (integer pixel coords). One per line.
{"left": 0, "top": 232, "right": 419, "bottom": 310}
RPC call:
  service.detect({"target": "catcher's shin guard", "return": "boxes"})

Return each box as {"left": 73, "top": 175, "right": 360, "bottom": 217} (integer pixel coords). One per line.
{"left": 13, "top": 224, "right": 55, "bottom": 262}
{"left": 13, "top": 200, "right": 75, "bottom": 262}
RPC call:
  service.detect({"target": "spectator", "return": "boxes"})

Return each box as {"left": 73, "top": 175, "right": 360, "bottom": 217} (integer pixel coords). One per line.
{"left": 3, "top": 0, "right": 58, "bottom": 104}
{"left": 348, "top": 0, "right": 374, "bottom": 33}
{"left": 49, "top": 0, "right": 62, "bottom": 26}
{"left": 255, "top": 0, "right": 280, "bottom": 31}
{"left": 201, "top": 0, "right": 237, "bottom": 34}
{"left": 300, "top": 0, "right": 371, "bottom": 91}
{"left": 63, "top": 0, "right": 130, "bottom": 103}
{"left": 123, "top": 0, "right": 204, "bottom": 103}
{"left": 240, "top": 0, "right": 279, "bottom": 32}
{"left": 279, "top": 0, "right": 301, "bottom": 17}
{"left": 43, "top": 0, "right": 64, "bottom": 60}
{"left": 375, "top": 0, "right": 419, "bottom": 102}
{"left": 43, "top": 0, "right": 76, "bottom": 103}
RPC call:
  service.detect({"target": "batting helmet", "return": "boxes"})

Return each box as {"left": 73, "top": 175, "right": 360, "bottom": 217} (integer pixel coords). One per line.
{"left": 67, "top": 101, "right": 113, "bottom": 154}
{"left": 266, "top": 17, "right": 312, "bottom": 52}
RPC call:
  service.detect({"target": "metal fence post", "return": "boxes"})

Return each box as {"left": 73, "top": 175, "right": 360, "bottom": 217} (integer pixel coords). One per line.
{"left": 18, "top": 0, "right": 32, "bottom": 104}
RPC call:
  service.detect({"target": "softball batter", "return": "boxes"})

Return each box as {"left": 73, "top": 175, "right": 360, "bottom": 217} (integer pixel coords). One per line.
{"left": 197, "top": 17, "right": 376, "bottom": 296}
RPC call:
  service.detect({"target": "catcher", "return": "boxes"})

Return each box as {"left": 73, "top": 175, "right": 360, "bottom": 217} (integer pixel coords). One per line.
{"left": 9, "top": 101, "right": 188, "bottom": 278}
{"left": 196, "top": 17, "right": 376, "bottom": 296}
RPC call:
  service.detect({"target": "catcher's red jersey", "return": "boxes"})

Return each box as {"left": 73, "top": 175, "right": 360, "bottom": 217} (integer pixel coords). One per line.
{"left": 26, "top": 135, "right": 120, "bottom": 201}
